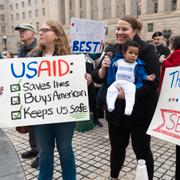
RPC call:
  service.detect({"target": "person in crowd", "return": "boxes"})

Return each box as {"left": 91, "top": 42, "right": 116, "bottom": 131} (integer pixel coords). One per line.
{"left": 0, "top": 51, "right": 3, "bottom": 59}
{"left": 92, "top": 15, "right": 160, "bottom": 180}
{"left": 152, "top": 31, "right": 170, "bottom": 62}
{"left": 88, "top": 52, "right": 107, "bottom": 119}
{"left": 86, "top": 54, "right": 103, "bottom": 127}
{"left": 106, "top": 40, "right": 155, "bottom": 115}
{"left": 15, "top": 23, "right": 39, "bottom": 168}
{"left": 158, "top": 35, "right": 180, "bottom": 180}
{"left": 6, "top": 51, "right": 14, "bottom": 58}
{"left": 159, "top": 35, "right": 180, "bottom": 90}
{"left": 15, "top": 23, "right": 37, "bottom": 57}
{"left": 30, "top": 20, "right": 92, "bottom": 180}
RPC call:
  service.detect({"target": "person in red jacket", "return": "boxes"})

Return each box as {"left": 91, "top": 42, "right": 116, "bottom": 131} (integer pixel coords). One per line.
{"left": 159, "top": 35, "right": 180, "bottom": 91}
{"left": 159, "top": 35, "right": 180, "bottom": 180}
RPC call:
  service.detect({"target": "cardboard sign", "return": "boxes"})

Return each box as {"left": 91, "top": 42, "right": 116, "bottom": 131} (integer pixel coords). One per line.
{"left": 70, "top": 17, "right": 107, "bottom": 53}
{"left": 147, "top": 66, "right": 180, "bottom": 146}
{"left": 0, "top": 54, "right": 90, "bottom": 127}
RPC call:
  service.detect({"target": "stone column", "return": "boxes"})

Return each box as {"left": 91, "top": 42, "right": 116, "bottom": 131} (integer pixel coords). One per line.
{"left": 47, "top": 0, "right": 59, "bottom": 22}
{"left": 177, "top": 0, "right": 180, "bottom": 11}
{"left": 98, "top": 0, "right": 103, "bottom": 19}
{"left": 158, "top": 0, "right": 165, "bottom": 13}
{"left": 65, "top": 0, "right": 70, "bottom": 24}
{"left": 141, "top": 0, "right": 147, "bottom": 14}
{"left": 75, "top": 0, "right": 80, "bottom": 17}
{"left": 111, "top": 0, "right": 117, "bottom": 18}
{"left": 125, "top": 0, "right": 131, "bottom": 15}
{"left": 86, "top": 0, "right": 91, "bottom": 18}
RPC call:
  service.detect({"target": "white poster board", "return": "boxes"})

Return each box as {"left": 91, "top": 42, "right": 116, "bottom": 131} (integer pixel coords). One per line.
{"left": 147, "top": 66, "right": 180, "bottom": 146}
{"left": 70, "top": 17, "right": 107, "bottom": 53}
{"left": 0, "top": 54, "right": 90, "bottom": 128}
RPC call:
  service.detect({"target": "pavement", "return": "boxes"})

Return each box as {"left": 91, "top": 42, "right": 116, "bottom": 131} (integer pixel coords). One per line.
{"left": 0, "top": 119, "right": 176, "bottom": 180}
{"left": 0, "top": 129, "right": 26, "bottom": 180}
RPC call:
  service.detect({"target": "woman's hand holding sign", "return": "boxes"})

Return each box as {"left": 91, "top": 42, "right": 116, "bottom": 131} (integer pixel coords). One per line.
{"left": 0, "top": 86, "right": 3, "bottom": 95}
{"left": 85, "top": 73, "right": 92, "bottom": 85}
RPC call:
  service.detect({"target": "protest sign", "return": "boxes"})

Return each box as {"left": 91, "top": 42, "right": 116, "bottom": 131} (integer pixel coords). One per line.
{"left": 70, "top": 17, "right": 107, "bottom": 53}
{"left": 0, "top": 54, "right": 89, "bottom": 127}
{"left": 147, "top": 66, "right": 180, "bottom": 146}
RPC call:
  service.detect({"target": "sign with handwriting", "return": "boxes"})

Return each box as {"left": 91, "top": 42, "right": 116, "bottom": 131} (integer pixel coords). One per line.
{"left": 147, "top": 66, "right": 180, "bottom": 146}
{"left": 70, "top": 17, "right": 107, "bottom": 53}
{"left": 0, "top": 54, "right": 89, "bottom": 127}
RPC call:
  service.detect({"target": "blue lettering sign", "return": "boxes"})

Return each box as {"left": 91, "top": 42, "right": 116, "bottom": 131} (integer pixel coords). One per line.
{"left": 169, "top": 70, "right": 180, "bottom": 88}
{"left": 11, "top": 61, "right": 38, "bottom": 79}
{"left": 72, "top": 40, "right": 101, "bottom": 53}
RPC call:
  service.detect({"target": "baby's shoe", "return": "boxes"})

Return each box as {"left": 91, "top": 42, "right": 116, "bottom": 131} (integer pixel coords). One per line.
{"left": 108, "top": 105, "right": 114, "bottom": 112}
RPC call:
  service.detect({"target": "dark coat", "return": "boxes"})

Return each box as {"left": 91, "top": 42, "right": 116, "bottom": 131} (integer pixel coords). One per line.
{"left": 92, "top": 35, "right": 160, "bottom": 126}
{"left": 86, "top": 61, "right": 99, "bottom": 122}
{"left": 155, "top": 44, "right": 171, "bottom": 58}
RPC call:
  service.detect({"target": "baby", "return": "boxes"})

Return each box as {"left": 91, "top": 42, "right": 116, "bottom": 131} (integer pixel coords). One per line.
{"left": 106, "top": 40, "right": 155, "bottom": 115}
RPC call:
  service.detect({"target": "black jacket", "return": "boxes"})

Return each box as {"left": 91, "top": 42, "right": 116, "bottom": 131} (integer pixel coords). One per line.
{"left": 155, "top": 44, "right": 171, "bottom": 58}
{"left": 92, "top": 35, "right": 160, "bottom": 126}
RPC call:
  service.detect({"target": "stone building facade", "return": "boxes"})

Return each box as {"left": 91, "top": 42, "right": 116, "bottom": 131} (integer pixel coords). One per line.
{"left": 0, "top": 0, "right": 180, "bottom": 52}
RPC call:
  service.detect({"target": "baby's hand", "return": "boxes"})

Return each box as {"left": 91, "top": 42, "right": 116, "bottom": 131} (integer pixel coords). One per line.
{"left": 147, "top": 74, "right": 156, "bottom": 81}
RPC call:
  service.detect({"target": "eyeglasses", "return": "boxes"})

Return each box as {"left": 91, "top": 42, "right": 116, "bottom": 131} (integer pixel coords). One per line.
{"left": 39, "top": 28, "right": 54, "bottom": 34}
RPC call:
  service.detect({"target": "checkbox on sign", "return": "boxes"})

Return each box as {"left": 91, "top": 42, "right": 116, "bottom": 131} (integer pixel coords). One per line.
{"left": 11, "top": 110, "right": 21, "bottom": 120}
{"left": 10, "top": 84, "right": 21, "bottom": 92}
{"left": 11, "top": 96, "right": 21, "bottom": 105}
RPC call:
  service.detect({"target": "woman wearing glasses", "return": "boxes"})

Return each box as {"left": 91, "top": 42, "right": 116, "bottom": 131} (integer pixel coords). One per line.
{"left": 31, "top": 20, "right": 91, "bottom": 180}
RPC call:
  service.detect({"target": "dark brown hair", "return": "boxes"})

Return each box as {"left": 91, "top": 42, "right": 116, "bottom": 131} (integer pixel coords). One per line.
{"left": 120, "top": 15, "right": 142, "bottom": 32}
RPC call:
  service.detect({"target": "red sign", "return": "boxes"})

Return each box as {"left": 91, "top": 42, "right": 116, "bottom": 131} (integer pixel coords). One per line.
{"left": 154, "top": 109, "right": 180, "bottom": 139}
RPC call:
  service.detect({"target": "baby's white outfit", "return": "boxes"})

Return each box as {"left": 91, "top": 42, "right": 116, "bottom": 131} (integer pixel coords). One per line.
{"left": 106, "top": 59, "right": 137, "bottom": 115}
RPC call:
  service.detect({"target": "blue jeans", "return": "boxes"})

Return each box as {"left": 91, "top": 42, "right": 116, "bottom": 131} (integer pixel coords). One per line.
{"left": 34, "top": 122, "right": 76, "bottom": 180}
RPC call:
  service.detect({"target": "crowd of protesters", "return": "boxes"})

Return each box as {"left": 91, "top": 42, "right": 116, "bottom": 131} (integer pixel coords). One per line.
{"left": 0, "top": 15, "right": 179, "bottom": 180}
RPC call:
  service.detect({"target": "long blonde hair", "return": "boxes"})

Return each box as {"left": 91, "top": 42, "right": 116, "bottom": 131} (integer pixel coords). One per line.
{"left": 37, "top": 20, "right": 70, "bottom": 55}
